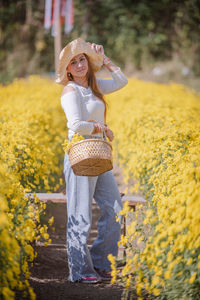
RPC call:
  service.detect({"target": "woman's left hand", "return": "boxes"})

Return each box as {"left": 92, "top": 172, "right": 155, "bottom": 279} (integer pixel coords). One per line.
{"left": 88, "top": 42, "right": 104, "bottom": 56}
{"left": 88, "top": 42, "right": 111, "bottom": 66}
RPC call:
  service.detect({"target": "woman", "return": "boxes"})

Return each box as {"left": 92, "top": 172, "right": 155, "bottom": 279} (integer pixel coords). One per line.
{"left": 56, "top": 38, "right": 128, "bottom": 284}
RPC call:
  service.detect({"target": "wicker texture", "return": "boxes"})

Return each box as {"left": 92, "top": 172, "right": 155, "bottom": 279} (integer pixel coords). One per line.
{"left": 69, "top": 138, "right": 113, "bottom": 176}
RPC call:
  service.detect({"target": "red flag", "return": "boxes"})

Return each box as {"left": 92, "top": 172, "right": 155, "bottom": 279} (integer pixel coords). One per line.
{"left": 60, "top": 0, "right": 66, "bottom": 25}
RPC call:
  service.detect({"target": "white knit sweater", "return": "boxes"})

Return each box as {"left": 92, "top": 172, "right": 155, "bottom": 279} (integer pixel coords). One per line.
{"left": 61, "top": 67, "right": 128, "bottom": 140}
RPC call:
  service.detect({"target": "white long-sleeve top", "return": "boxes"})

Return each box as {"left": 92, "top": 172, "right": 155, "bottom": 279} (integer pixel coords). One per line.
{"left": 61, "top": 67, "right": 128, "bottom": 140}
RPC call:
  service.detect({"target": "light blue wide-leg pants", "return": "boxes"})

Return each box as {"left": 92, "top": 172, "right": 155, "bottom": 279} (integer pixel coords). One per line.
{"left": 63, "top": 148, "right": 122, "bottom": 282}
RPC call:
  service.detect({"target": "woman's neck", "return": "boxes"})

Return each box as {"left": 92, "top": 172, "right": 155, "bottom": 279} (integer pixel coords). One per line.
{"left": 73, "top": 76, "right": 89, "bottom": 88}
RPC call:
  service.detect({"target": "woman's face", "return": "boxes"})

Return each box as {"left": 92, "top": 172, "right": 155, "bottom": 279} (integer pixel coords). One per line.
{"left": 67, "top": 53, "right": 89, "bottom": 78}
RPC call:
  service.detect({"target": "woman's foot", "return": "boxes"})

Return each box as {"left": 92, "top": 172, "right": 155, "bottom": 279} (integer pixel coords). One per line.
{"left": 94, "top": 268, "right": 112, "bottom": 281}
{"left": 77, "top": 276, "right": 102, "bottom": 284}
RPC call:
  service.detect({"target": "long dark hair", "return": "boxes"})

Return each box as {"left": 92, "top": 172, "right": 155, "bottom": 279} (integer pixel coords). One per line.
{"left": 85, "top": 54, "right": 107, "bottom": 123}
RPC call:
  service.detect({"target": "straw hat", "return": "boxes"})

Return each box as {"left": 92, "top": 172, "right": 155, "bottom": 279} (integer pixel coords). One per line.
{"left": 55, "top": 37, "right": 104, "bottom": 85}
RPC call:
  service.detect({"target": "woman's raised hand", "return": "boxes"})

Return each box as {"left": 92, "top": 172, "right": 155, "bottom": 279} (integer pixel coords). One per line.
{"left": 87, "top": 42, "right": 111, "bottom": 66}
{"left": 88, "top": 42, "right": 104, "bottom": 55}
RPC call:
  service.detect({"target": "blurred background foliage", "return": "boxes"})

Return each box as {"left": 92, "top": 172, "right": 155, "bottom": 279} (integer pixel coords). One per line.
{"left": 0, "top": 0, "right": 200, "bottom": 87}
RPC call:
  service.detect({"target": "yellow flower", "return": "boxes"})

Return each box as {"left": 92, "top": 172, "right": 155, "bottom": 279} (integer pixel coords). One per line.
{"left": 152, "top": 275, "right": 160, "bottom": 287}
{"left": 48, "top": 216, "right": 54, "bottom": 226}
{"left": 125, "top": 275, "right": 132, "bottom": 290}
{"left": 28, "top": 212, "right": 34, "bottom": 218}
{"left": 62, "top": 133, "right": 84, "bottom": 153}
{"left": 189, "top": 272, "right": 197, "bottom": 284}
{"left": 187, "top": 258, "right": 193, "bottom": 265}
{"left": 28, "top": 286, "right": 36, "bottom": 300}
{"left": 164, "top": 270, "right": 172, "bottom": 280}
{"left": 43, "top": 233, "right": 49, "bottom": 240}
{"left": 153, "top": 288, "right": 161, "bottom": 296}
{"left": 2, "top": 287, "right": 15, "bottom": 299}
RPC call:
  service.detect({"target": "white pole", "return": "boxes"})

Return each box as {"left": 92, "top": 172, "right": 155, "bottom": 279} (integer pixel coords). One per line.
{"left": 54, "top": 0, "right": 62, "bottom": 74}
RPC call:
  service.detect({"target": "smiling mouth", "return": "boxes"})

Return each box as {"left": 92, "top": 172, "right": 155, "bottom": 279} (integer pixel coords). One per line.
{"left": 77, "top": 69, "right": 85, "bottom": 72}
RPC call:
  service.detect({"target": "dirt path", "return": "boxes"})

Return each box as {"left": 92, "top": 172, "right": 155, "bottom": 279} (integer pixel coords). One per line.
{"left": 26, "top": 245, "right": 124, "bottom": 300}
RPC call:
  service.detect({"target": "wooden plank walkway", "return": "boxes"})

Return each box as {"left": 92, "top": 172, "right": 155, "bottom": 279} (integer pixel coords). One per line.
{"left": 25, "top": 192, "right": 146, "bottom": 259}
{"left": 25, "top": 192, "right": 146, "bottom": 206}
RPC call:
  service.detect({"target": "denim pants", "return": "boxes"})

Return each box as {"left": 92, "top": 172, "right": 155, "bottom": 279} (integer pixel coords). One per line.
{"left": 63, "top": 139, "right": 122, "bottom": 282}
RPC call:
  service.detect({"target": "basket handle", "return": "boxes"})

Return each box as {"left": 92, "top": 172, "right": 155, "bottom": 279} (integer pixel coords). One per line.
{"left": 102, "top": 127, "right": 107, "bottom": 141}
{"left": 87, "top": 119, "right": 108, "bottom": 141}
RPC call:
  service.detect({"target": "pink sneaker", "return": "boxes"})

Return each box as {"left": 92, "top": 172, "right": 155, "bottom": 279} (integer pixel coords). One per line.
{"left": 78, "top": 276, "right": 102, "bottom": 284}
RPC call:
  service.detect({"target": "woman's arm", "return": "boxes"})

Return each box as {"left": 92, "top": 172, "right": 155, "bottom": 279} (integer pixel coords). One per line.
{"left": 102, "top": 55, "right": 119, "bottom": 72}
{"left": 96, "top": 66, "right": 128, "bottom": 95}
{"left": 89, "top": 43, "right": 128, "bottom": 94}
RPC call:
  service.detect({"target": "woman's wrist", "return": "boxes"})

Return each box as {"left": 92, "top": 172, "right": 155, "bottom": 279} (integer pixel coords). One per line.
{"left": 92, "top": 123, "right": 102, "bottom": 134}
{"left": 103, "top": 55, "right": 120, "bottom": 72}
{"left": 92, "top": 122, "right": 107, "bottom": 134}
{"left": 103, "top": 55, "right": 111, "bottom": 66}
{"left": 92, "top": 123, "right": 98, "bottom": 134}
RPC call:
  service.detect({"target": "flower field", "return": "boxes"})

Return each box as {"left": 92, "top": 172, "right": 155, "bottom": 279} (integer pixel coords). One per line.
{"left": 0, "top": 76, "right": 66, "bottom": 300}
{"left": 106, "top": 79, "right": 200, "bottom": 299}
{"left": 1, "top": 75, "right": 200, "bottom": 299}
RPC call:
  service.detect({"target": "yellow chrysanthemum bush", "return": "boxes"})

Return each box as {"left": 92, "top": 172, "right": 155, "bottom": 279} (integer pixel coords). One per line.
{"left": 62, "top": 133, "right": 85, "bottom": 153}
{"left": 0, "top": 76, "right": 66, "bottom": 300}
{"left": 107, "top": 79, "right": 200, "bottom": 299}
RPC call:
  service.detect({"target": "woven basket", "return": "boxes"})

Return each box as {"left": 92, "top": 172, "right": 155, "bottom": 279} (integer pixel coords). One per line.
{"left": 68, "top": 134, "right": 113, "bottom": 176}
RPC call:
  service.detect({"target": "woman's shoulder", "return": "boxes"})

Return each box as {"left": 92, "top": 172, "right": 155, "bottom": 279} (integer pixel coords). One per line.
{"left": 61, "top": 83, "right": 76, "bottom": 97}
